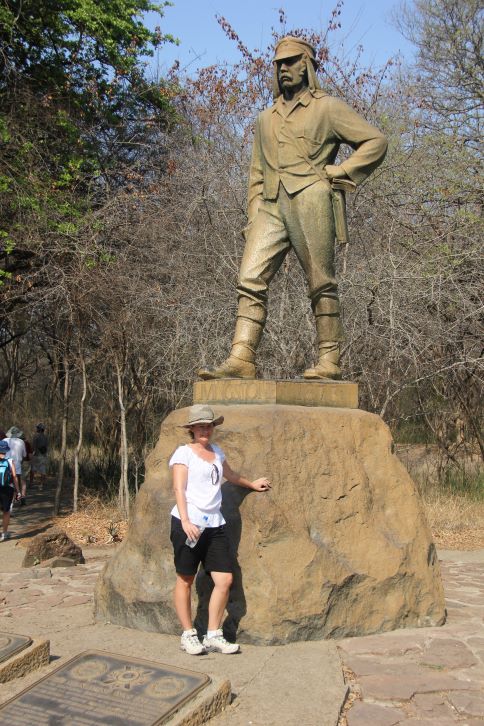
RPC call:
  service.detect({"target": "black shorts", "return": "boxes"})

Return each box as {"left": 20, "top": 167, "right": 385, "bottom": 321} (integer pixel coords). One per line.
{"left": 0, "top": 486, "right": 15, "bottom": 513}
{"left": 170, "top": 516, "right": 233, "bottom": 577}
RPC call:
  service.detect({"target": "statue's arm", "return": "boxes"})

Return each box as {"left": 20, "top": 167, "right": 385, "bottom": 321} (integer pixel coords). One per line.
{"left": 325, "top": 98, "right": 388, "bottom": 185}
{"left": 247, "top": 116, "right": 264, "bottom": 223}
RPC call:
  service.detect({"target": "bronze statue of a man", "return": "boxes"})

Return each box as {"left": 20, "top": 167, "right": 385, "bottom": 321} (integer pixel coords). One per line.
{"left": 199, "top": 36, "right": 387, "bottom": 381}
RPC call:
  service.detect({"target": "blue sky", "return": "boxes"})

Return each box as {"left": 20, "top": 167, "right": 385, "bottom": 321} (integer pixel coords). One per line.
{"left": 147, "top": 0, "right": 414, "bottom": 76}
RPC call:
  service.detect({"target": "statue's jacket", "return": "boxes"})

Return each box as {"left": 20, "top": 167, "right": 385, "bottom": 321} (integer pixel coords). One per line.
{"left": 247, "top": 88, "right": 388, "bottom": 220}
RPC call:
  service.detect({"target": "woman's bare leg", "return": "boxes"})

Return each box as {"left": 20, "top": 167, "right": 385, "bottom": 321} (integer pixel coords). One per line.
{"left": 208, "top": 571, "right": 233, "bottom": 631}
{"left": 174, "top": 574, "right": 195, "bottom": 631}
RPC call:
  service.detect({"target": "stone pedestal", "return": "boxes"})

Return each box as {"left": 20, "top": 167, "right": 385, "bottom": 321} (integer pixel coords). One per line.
{"left": 94, "top": 404, "right": 445, "bottom": 644}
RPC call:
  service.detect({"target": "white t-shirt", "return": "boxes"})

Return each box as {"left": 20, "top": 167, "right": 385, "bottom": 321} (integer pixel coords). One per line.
{"left": 5, "top": 438, "right": 26, "bottom": 474}
{"left": 169, "top": 444, "right": 226, "bottom": 527}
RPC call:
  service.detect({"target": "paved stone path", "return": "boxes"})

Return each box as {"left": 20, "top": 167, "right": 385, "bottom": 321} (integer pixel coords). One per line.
{"left": 0, "top": 560, "right": 101, "bottom": 616}
{"left": 339, "top": 550, "right": 484, "bottom": 725}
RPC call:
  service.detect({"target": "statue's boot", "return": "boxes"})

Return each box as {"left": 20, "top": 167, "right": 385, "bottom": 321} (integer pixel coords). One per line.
{"left": 198, "top": 355, "right": 255, "bottom": 380}
{"left": 198, "top": 317, "right": 262, "bottom": 380}
{"left": 303, "top": 342, "right": 341, "bottom": 380}
{"left": 304, "top": 297, "right": 343, "bottom": 380}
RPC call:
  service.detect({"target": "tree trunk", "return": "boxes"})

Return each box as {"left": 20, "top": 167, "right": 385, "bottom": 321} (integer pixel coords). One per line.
{"left": 73, "top": 354, "right": 87, "bottom": 513}
{"left": 54, "top": 355, "right": 70, "bottom": 516}
{"left": 115, "top": 359, "right": 130, "bottom": 517}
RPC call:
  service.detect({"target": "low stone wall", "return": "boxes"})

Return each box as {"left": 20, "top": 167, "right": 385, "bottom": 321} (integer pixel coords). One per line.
{"left": 0, "top": 640, "right": 50, "bottom": 683}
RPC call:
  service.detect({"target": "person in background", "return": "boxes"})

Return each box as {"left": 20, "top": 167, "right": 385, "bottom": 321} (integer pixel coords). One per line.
{"left": 5, "top": 427, "right": 27, "bottom": 506}
{"left": 0, "top": 440, "right": 21, "bottom": 541}
{"left": 31, "top": 423, "right": 48, "bottom": 490}
{"left": 20, "top": 433, "right": 33, "bottom": 503}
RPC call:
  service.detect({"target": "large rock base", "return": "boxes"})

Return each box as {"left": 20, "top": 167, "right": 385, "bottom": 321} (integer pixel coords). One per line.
{"left": 94, "top": 405, "right": 445, "bottom": 644}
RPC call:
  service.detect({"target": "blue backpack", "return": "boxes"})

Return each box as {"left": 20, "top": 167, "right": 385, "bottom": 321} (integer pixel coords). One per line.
{"left": 0, "top": 458, "right": 13, "bottom": 488}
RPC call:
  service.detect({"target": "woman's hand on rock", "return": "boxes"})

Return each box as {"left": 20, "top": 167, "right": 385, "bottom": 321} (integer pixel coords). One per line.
{"left": 251, "top": 478, "right": 271, "bottom": 492}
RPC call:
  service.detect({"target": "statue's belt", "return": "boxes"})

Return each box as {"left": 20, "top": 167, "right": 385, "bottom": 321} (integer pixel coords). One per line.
{"left": 293, "top": 137, "right": 356, "bottom": 244}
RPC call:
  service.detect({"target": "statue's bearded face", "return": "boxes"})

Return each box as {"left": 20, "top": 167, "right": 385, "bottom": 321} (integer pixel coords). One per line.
{"left": 277, "top": 54, "right": 307, "bottom": 90}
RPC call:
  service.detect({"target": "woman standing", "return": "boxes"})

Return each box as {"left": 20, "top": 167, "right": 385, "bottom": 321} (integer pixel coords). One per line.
{"left": 170, "top": 404, "right": 271, "bottom": 655}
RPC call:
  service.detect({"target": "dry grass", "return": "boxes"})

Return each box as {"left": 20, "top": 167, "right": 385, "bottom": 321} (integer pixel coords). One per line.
{"left": 396, "top": 444, "right": 484, "bottom": 550}
{"left": 422, "top": 491, "right": 484, "bottom": 550}
{"left": 53, "top": 494, "right": 128, "bottom": 546}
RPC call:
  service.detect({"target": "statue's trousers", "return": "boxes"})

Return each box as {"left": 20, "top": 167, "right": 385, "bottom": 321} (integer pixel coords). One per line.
{"left": 236, "top": 181, "right": 343, "bottom": 342}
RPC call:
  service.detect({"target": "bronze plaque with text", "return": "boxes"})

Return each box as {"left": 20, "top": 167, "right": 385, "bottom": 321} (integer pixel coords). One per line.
{"left": 0, "top": 650, "right": 210, "bottom": 725}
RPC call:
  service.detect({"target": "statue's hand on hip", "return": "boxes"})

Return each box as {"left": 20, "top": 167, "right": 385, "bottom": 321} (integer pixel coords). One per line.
{"left": 324, "top": 164, "right": 348, "bottom": 180}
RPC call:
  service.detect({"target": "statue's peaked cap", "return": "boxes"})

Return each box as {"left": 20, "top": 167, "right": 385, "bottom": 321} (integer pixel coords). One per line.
{"left": 273, "top": 36, "right": 318, "bottom": 65}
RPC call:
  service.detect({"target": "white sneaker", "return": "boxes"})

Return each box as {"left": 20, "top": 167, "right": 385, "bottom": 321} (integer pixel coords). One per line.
{"left": 0, "top": 532, "right": 10, "bottom": 542}
{"left": 203, "top": 630, "right": 240, "bottom": 654}
{"left": 180, "top": 629, "right": 205, "bottom": 655}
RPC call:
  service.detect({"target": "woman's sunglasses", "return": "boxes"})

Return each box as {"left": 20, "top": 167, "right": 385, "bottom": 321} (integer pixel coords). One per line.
{"left": 211, "top": 464, "right": 220, "bottom": 486}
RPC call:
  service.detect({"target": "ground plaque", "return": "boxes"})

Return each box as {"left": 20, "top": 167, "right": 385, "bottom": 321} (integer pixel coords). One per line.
{"left": 0, "top": 650, "right": 210, "bottom": 725}
{"left": 0, "top": 633, "right": 32, "bottom": 665}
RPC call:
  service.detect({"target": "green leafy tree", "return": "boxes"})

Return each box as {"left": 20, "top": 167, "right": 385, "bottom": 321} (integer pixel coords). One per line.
{"left": 0, "top": 0, "right": 177, "bottom": 315}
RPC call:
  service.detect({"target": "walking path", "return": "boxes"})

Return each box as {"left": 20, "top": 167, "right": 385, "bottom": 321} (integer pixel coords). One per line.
{"left": 0, "top": 482, "right": 483, "bottom": 725}
{"left": 339, "top": 549, "right": 484, "bottom": 725}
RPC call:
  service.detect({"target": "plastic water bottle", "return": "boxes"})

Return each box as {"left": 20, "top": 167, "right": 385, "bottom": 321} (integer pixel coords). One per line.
{"left": 186, "top": 516, "right": 209, "bottom": 548}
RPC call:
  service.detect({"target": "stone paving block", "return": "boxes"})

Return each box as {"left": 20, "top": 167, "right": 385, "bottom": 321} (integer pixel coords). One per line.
{"left": 346, "top": 700, "right": 404, "bottom": 726}
{"left": 37, "top": 595, "right": 65, "bottom": 607}
{"left": 468, "top": 637, "right": 484, "bottom": 647}
{"left": 342, "top": 655, "right": 385, "bottom": 677}
{"left": 394, "top": 720, "right": 460, "bottom": 725}
{"left": 343, "top": 658, "right": 467, "bottom": 682}
{"left": 449, "top": 691, "right": 484, "bottom": 717}
{"left": 451, "top": 607, "right": 484, "bottom": 618}
{"left": 58, "top": 594, "right": 92, "bottom": 607}
{"left": 420, "top": 638, "right": 478, "bottom": 669}
{"left": 3, "top": 594, "right": 31, "bottom": 607}
{"left": 339, "top": 633, "right": 425, "bottom": 657}
{"left": 453, "top": 665, "right": 484, "bottom": 685}
{"left": 7, "top": 569, "right": 52, "bottom": 581}
{"left": 444, "top": 605, "right": 465, "bottom": 617}
{"left": 41, "top": 556, "right": 78, "bottom": 568}
{"left": 435, "top": 624, "right": 484, "bottom": 638}
{"left": 359, "top": 671, "right": 480, "bottom": 701}
{"left": 411, "top": 692, "right": 456, "bottom": 719}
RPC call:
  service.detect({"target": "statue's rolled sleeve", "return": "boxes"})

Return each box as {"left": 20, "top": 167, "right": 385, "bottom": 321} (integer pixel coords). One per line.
{"left": 330, "top": 98, "right": 388, "bottom": 186}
